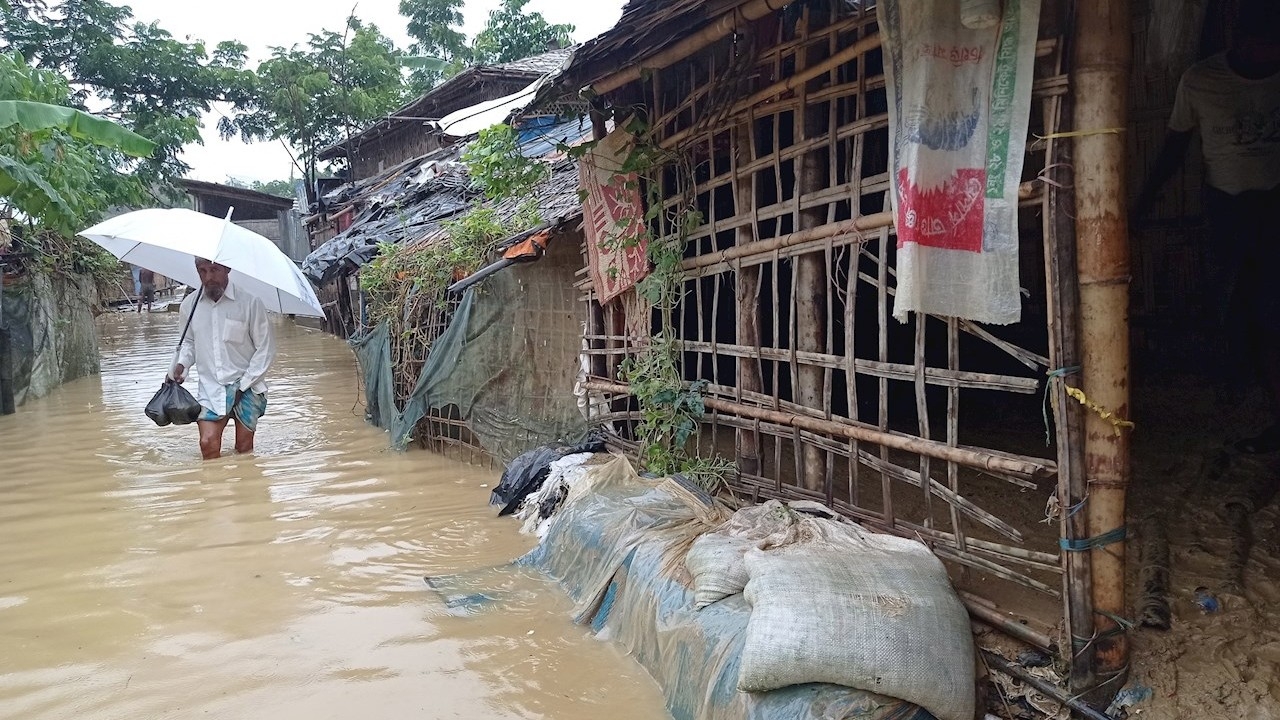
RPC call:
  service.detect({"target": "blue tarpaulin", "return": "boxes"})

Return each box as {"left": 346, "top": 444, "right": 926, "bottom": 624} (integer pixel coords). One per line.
{"left": 516, "top": 455, "right": 935, "bottom": 720}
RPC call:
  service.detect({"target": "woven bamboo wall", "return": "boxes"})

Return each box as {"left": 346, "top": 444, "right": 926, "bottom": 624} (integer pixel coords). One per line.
{"left": 578, "top": 2, "right": 1076, "bottom": 620}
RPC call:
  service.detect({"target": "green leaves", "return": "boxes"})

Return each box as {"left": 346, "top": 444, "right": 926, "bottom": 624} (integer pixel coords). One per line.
{"left": 1, "top": 0, "right": 259, "bottom": 184}
{"left": 236, "top": 18, "right": 408, "bottom": 193}
{"left": 472, "top": 0, "right": 574, "bottom": 66}
{"left": 0, "top": 153, "right": 69, "bottom": 221}
{"left": 400, "top": 0, "right": 573, "bottom": 93}
{"left": 0, "top": 52, "right": 157, "bottom": 235}
{"left": 0, "top": 101, "right": 156, "bottom": 157}
{"left": 462, "top": 124, "right": 548, "bottom": 201}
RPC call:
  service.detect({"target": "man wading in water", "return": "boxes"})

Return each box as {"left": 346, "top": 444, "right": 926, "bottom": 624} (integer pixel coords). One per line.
{"left": 172, "top": 258, "right": 275, "bottom": 459}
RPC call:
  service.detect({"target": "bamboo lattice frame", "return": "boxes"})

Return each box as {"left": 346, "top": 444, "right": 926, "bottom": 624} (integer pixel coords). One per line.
{"left": 579, "top": 2, "right": 1076, "bottom": 625}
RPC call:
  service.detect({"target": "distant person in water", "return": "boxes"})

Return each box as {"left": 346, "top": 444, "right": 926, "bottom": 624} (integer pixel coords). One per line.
{"left": 136, "top": 268, "right": 155, "bottom": 313}
{"left": 171, "top": 258, "right": 275, "bottom": 460}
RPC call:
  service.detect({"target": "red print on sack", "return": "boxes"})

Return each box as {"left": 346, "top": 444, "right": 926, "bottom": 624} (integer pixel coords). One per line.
{"left": 895, "top": 168, "right": 986, "bottom": 252}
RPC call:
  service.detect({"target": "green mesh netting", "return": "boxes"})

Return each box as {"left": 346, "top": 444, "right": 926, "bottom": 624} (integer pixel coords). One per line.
{"left": 352, "top": 266, "right": 588, "bottom": 461}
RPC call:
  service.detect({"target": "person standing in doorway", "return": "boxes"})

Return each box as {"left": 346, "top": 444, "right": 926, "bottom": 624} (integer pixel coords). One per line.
{"left": 136, "top": 268, "right": 155, "bottom": 313}
{"left": 1133, "top": 0, "right": 1280, "bottom": 454}
{"left": 172, "top": 258, "right": 275, "bottom": 459}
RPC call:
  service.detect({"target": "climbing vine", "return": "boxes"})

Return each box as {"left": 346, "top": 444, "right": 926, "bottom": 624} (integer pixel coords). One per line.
{"left": 358, "top": 123, "right": 546, "bottom": 415}
{"left": 360, "top": 123, "right": 545, "bottom": 327}
{"left": 572, "top": 113, "right": 734, "bottom": 490}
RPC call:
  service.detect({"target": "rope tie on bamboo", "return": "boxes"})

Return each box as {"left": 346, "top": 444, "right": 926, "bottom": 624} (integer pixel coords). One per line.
{"left": 1060, "top": 525, "right": 1127, "bottom": 552}
{"left": 1041, "top": 365, "right": 1081, "bottom": 445}
{"left": 1071, "top": 611, "right": 1135, "bottom": 652}
{"left": 1042, "top": 494, "right": 1089, "bottom": 524}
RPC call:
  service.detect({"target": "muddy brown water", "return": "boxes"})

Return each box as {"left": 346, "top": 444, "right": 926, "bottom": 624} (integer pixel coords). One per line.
{"left": 0, "top": 314, "right": 668, "bottom": 720}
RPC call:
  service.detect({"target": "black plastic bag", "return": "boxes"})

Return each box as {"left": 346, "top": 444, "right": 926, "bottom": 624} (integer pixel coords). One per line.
{"left": 145, "top": 286, "right": 203, "bottom": 427}
{"left": 145, "top": 379, "right": 203, "bottom": 426}
{"left": 489, "top": 435, "right": 606, "bottom": 516}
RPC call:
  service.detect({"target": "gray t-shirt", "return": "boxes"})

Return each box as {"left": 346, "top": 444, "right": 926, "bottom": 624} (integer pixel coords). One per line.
{"left": 1169, "top": 52, "right": 1280, "bottom": 194}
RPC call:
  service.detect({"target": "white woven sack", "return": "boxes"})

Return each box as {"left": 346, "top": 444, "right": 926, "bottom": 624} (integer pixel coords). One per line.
{"left": 738, "top": 519, "right": 975, "bottom": 720}
{"left": 685, "top": 533, "right": 752, "bottom": 608}
{"left": 684, "top": 500, "right": 799, "bottom": 609}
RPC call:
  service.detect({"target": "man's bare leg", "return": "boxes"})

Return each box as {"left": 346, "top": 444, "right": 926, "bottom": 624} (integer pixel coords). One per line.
{"left": 198, "top": 418, "right": 231, "bottom": 460}
{"left": 233, "top": 417, "right": 256, "bottom": 455}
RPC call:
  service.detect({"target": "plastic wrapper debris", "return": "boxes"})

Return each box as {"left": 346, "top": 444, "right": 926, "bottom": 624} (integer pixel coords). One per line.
{"left": 518, "top": 454, "right": 933, "bottom": 720}
{"left": 490, "top": 440, "right": 604, "bottom": 516}
{"left": 516, "top": 452, "right": 595, "bottom": 537}
{"left": 739, "top": 518, "right": 975, "bottom": 720}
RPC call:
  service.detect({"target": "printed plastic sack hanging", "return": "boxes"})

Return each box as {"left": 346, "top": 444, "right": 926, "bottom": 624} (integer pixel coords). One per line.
{"left": 144, "top": 379, "right": 202, "bottom": 426}
{"left": 880, "top": 0, "right": 1042, "bottom": 325}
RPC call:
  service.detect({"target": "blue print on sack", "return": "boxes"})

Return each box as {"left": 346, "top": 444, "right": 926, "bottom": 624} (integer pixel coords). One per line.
{"left": 904, "top": 88, "right": 981, "bottom": 151}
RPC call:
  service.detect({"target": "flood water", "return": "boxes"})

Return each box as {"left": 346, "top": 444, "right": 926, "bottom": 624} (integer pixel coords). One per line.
{"left": 0, "top": 314, "right": 668, "bottom": 720}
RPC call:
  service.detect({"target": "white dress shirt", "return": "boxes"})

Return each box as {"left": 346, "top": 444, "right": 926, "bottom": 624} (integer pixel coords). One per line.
{"left": 174, "top": 282, "right": 276, "bottom": 417}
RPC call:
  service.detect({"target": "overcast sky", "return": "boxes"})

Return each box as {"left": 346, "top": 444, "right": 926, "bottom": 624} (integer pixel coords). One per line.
{"left": 118, "top": 0, "right": 625, "bottom": 184}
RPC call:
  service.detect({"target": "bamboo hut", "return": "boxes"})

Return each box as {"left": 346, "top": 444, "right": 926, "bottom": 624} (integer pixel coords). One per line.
{"left": 324, "top": 0, "right": 1270, "bottom": 709}
{"left": 511, "top": 0, "right": 1152, "bottom": 702}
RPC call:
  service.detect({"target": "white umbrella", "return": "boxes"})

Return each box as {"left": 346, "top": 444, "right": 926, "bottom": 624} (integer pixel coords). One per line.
{"left": 80, "top": 208, "right": 324, "bottom": 317}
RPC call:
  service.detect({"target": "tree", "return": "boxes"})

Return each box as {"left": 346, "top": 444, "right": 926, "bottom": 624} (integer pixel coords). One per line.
{"left": 0, "top": 52, "right": 155, "bottom": 282}
{"left": 399, "top": 0, "right": 471, "bottom": 93}
{"left": 471, "top": 0, "right": 574, "bottom": 66}
{"left": 225, "top": 177, "right": 298, "bottom": 199}
{"left": 234, "top": 18, "right": 407, "bottom": 200}
{"left": 0, "top": 0, "right": 258, "bottom": 191}
{"left": 398, "top": 0, "right": 574, "bottom": 91}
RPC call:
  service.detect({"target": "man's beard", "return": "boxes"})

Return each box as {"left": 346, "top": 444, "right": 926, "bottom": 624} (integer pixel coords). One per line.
{"left": 205, "top": 284, "right": 225, "bottom": 301}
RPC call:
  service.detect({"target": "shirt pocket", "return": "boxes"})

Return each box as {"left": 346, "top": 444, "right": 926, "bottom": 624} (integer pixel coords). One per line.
{"left": 222, "top": 318, "right": 247, "bottom": 344}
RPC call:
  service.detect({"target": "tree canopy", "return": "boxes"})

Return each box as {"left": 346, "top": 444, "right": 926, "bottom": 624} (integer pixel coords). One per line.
{"left": 232, "top": 18, "right": 407, "bottom": 201}
{"left": 471, "top": 0, "right": 574, "bottom": 66}
{"left": 0, "top": 51, "right": 158, "bottom": 282}
{"left": 0, "top": 0, "right": 257, "bottom": 189}
{"left": 225, "top": 177, "right": 299, "bottom": 199}
{"left": 0, "top": 0, "right": 585, "bottom": 226}
{"left": 398, "top": 0, "right": 574, "bottom": 92}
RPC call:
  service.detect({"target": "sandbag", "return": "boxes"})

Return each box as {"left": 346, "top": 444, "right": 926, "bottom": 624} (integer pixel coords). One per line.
{"left": 684, "top": 500, "right": 800, "bottom": 609}
{"left": 738, "top": 518, "right": 975, "bottom": 720}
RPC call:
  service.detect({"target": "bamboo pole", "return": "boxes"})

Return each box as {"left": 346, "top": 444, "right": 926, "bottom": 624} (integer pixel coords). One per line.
{"left": 794, "top": 12, "right": 829, "bottom": 490}
{"left": 1072, "top": 0, "right": 1133, "bottom": 697}
{"left": 661, "top": 34, "right": 884, "bottom": 149}
{"left": 681, "top": 211, "right": 893, "bottom": 271}
{"left": 733, "top": 123, "right": 764, "bottom": 476}
{"left": 586, "top": 379, "right": 1053, "bottom": 479}
{"left": 1042, "top": 18, "right": 1097, "bottom": 691}
{"left": 593, "top": 0, "right": 803, "bottom": 95}
{"left": 960, "top": 591, "right": 1060, "bottom": 652}
{"left": 981, "top": 651, "right": 1116, "bottom": 720}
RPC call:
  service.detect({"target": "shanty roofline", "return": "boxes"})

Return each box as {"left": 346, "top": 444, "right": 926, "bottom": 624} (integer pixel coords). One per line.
{"left": 179, "top": 179, "right": 296, "bottom": 209}
{"left": 532, "top": 0, "right": 834, "bottom": 107}
{"left": 318, "top": 47, "right": 576, "bottom": 162}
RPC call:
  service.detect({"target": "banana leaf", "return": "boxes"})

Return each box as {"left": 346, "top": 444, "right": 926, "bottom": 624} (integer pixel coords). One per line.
{"left": 0, "top": 101, "right": 156, "bottom": 157}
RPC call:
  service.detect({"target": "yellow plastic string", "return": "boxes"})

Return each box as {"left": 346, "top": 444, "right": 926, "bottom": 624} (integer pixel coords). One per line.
{"left": 1065, "top": 386, "right": 1135, "bottom": 433}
